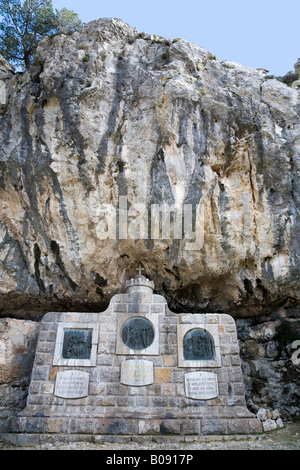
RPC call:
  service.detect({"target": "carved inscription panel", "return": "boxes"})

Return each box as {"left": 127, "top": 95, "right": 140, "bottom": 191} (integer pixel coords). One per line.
{"left": 185, "top": 371, "right": 219, "bottom": 400}
{"left": 120, "top": 359, "right": 154, "bottom": 386}
{"left": 54, "top": 370, "right": 89, "bottom": 399}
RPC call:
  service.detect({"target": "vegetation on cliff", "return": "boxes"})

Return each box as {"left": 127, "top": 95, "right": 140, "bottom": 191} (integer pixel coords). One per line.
{"left": 0, "top": 0, "right": 82, "bottom": 69}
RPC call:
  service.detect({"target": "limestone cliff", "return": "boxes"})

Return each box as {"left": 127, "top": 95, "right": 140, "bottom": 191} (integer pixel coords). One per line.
{"left": 0, "top": 18, "right": 299, "bottom": 319}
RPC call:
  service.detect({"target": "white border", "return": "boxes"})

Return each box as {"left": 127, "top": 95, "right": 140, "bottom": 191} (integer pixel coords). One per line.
{"left": 116, "top": 313, "right": 159, "bottom": 355}
{"left": 177, "top": 323, "right": 221, "bottom": 368}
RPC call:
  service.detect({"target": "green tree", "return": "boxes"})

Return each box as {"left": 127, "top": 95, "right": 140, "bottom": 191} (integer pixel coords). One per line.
{"left": 0, "top": 0, "right": 83, "bottom": 69}
{"left": 56, "top": 7, "right": 82, "bottom": 35}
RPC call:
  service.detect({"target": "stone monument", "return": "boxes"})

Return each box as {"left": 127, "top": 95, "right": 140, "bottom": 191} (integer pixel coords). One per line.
{"left": 8, "top": 268, "right": 262, "bottom": 437}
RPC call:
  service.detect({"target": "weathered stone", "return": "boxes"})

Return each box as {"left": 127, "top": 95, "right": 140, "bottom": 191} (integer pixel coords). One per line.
{"left": 0, "top": 17, "right": 299, "bottom": 433}
{"left": 238, "top": 317, "right": 300, "bottom": 421}
{"left": 271, "top": 409, "right": 280, "bottom": 420}
{"left": 276, "top": 418, "right": 284, "bottom": 428}
{"left": 262, "top": 419, "right": 277, "bottom": 432}
{"left": 0, "top": 81, "right": 6, "bottom": 106}
{"left": 256, "top": 408, "right": 268, "bottom": 422}
{"left": 294, "top": 58, "right": 300, "bottom": 73}
{"left": 0, "top": 18, "right": 298, "bottom": 320}
{"left": 0, "top": 319, "right": 39, "bottom": 383}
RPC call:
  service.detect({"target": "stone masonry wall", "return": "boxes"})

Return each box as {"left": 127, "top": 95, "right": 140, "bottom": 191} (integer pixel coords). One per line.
{"left": 7, "top": 284, "right": 262, "bottom": 436}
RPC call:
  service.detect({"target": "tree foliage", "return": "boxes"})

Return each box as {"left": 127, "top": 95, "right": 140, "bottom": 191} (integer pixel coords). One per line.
{"left": 56, "top": 7, "right": 83, "bottom": 35}
{"left": 0, "top": 0, "right": 83, "bottom": 69}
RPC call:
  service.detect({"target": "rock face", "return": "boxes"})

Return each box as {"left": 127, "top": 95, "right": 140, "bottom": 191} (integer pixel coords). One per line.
{"left": 0, "top": 18, "right": 300, "bottom": 427}
{"left": 0, "top": 18, "right": 299, "bottom": 318}
{"left": 0, "top": 319, "right": 39, "bottom": 428}
{"left": 238, "top": 317, "right": 300, "bottom": 419}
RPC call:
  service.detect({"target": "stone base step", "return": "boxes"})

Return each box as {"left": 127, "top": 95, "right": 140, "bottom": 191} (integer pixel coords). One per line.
{"left": 5, "top": 415, "right": 262, "bottom": 436}
{"left": 0, "top": 432, "right": 261, "bottom": 448}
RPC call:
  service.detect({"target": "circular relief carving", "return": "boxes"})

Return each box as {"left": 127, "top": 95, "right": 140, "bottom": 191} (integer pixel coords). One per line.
{"left": 122, "top": 317, "right": 155, "bottom": 350}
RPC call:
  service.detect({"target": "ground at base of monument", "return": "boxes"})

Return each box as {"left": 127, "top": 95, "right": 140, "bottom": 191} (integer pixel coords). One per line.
{"left": 1, "top": 422, "right": 300, "bottom": 450}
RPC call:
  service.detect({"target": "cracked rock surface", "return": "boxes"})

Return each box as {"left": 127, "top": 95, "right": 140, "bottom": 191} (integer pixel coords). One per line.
{"left": 0, "top": 18, "right": 299, "bottom": 319}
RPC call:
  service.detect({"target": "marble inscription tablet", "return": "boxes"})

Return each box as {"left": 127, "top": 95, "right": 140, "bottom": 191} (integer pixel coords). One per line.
{"left": 185, "top": 371, "right": 219, "bottom": 400}
{"left": 120, "top": 359, "right": 154, "bottom": 386}
{"left": 54, "top": 370, "right": 89, "bottom": 399}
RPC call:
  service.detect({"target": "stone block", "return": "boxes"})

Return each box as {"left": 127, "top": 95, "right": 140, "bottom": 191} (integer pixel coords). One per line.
{"left": 48, "top": 366, "right": 59, "bottom": 381}
{"left": 88, "top": 382, "right": 105, "bottom": 395}
{"left": 78, "top": 418, "right": 97, "bottom": 434}
{"left": 231, "top": 355, "right": 241, "bottom": 366}
{"left": 103, "top": 419, "right": 137, "bottom": 435}
{"left": 138, "top": 419, "right": 160, "bottom": 434}
{"left": 31, "top": 366, "right": 50, "bottom": 381}
{"left": 139, "top": 304, "right": 151, "bottom": 313}
{"left": 201, "top": 418, "right": 226, "bottom": 435}
{"left": 45, "top": 418, "right": 70, "bottom": 434}
{"left": 276, "top": 418, "right": 284, "bottom": 429}
{"left": 151, "top": 304, "right": 165, "bottom": 313}
{"left": 202, "top": 406, "right": 220, "bottom": 418}
{"left": 152, "top": 396, "right": 168, "bottom": 407}
{"left": 181, "top": 419, "right": 200, "bottom": 435}
{"left": 29, "top": 382, "right": 40, "bottom": 394}
{"left": 263, "top": 419, "right": 277, "bottom": 432}
{"left": 106, "top": 382, "right": 127, "bottom": 396}
{"left": 136, "top": 396, "right": 152, "bottom": 407}
{"left": 113, "top": 304, "right": 128, "bottom": 313}
{"left": 164, "top": 355, "right": 177, "bottom": 367}
{"left": 256, "top": 408, "right": 268, "bottom": 421}
{"left": 220, "top": 315, "right": 235, "bottom": 325}
{"left": 41, "top": 382, "right": 54, "bottom": 394}
{"left": 24, "top": 417, "right": 46, "bottom": 433}
{"left": 248, "top": 419, "right": 263, "bottom": 434}
{"left": 228, "top": 368, "right": 243, "bottom": 383}
{"left": 206, "top": 314, "right": 220, "bottom": 324}
{"left": 160, "top": 420, "right": 181, "bottom": 435}
{"left": 227, "top": 418, "right": 249, "bottom": 434}
{"left": 117, "top": 396, "right": 135, "bottom": 407}
{"left": 235, "top": 406, "right": 255, "bottom": 418}
{"left": 154, "top": 368, "right": 172, "bottom": 383}
{"left": 42, "top": 312, "right": 58, "bottom": 323}
{"left": 163, "top": 384, "right": 176, "bottom": 396}
{"left": 271, "top": 409, "right": 280, "bottom": 420}
{"left": 146, "top": 384, "right": 162, "bottom": 396}
{"left": 219, "top": 407, "right": 236, "bottom": 418}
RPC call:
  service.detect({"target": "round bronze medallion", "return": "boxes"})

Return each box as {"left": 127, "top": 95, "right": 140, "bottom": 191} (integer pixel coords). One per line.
{"left": 122, "top": 317, "right": 155, "bottom": 350}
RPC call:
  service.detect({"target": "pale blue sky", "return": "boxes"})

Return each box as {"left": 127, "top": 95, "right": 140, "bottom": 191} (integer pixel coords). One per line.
{"left": 52, "top": 0, "right": 299, "bottom": 76}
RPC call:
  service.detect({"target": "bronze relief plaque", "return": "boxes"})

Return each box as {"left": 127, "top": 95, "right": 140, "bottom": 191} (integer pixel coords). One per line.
{"left": 183, "top": 328, "right": 214, "bottom": 361}
{"left": 121, "top": 317, "right": 154, "bottom": 351}
{"left": 62, "top": 329, "right": 92, "bottom": 360}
